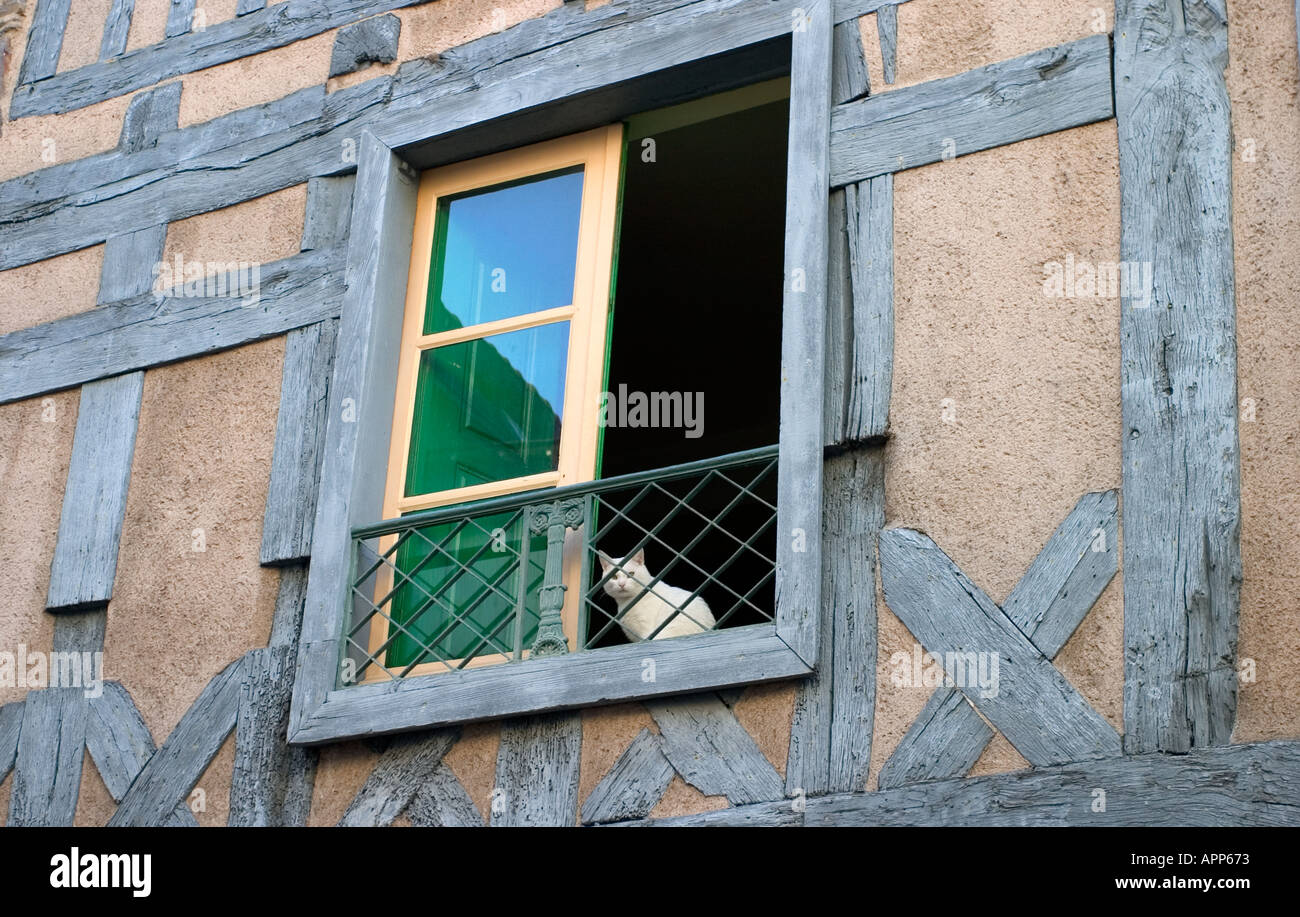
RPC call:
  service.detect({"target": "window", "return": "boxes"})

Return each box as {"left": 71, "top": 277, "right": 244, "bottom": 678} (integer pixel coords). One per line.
{"left": 290, "top": 4, "right": 830, "bottom": 743}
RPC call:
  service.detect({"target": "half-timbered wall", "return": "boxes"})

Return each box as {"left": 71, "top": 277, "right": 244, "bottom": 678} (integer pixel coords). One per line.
{"left": 0, "top": 0, "right": 1297, "bottom": 827}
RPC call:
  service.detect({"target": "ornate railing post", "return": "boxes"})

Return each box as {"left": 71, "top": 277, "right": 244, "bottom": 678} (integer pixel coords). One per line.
{"left": 527, "top": 498, "right": 585, "bottom": 657}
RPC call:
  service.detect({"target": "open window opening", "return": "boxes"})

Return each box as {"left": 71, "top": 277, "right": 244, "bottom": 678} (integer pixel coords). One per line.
{"left": 350, "top": 78, "right": 790, "bottom": 682}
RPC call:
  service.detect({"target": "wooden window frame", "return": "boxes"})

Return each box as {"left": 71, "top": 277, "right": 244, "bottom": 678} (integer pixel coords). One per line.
{"left": 288, "top": 0, "right": 831, "bottom": 745}
{"left": 365, "top": 126, "right": 623, "bottom": 678}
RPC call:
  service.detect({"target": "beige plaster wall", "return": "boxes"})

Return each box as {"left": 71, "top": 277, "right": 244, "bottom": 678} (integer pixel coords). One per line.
{"left": 1227, "top": 0, "right": 1300, "bottom": 742}
{"left": 0, "top": 0, "right": 1296, "bottom": 827}
{"left": 876, "top": 119, "right": 1124, "bottom": 784}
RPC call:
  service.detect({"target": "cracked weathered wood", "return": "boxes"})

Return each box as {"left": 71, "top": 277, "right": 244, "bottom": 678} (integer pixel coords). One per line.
{"left": 329, "top": 13, "right": 401, "bottom": 77}
{"left": 260, "top": 319, "right": 339, "bottom": 565}
{"left": 875, "top": 3, "right": 897, "bottom": 83}
{"left": 648, "top": 695, "right": 784, "bottom": 805}
{"left": 880, "top": 490, "right": 1119, "bottom": 788}
{"left": 844, "top": 174, "right": 892, "bottom": 441}
{"left": 108, "top": 655, "right": 244, "bottom": 826}
{"left": 236, "top": 0, "right": 266, "bottom": 14}
{"left": 52, "top": 608, "right": 107, "bottom": 655}
{"left": 45, "top": 372, "right": 144, "bottom": 611}
{"left": 15, "top": 0, "right": 69, "bottom": 84}
{"left": 405, "top": 763, "right": 483, "bottom": 827}
{"left": 86, "top": 681, "right": 198, "bottom": 825}
{"left": 299, "top": 174, "right": 355, "bottom": 253}
{"left": 11, "top": 0, "right": 428, "bottom": 116}
{"left": 338, "top": 729, "right": 460, "bottom": 827}
{"left": 165, "top": 0, "right": 196, "bottom": 38}
{"left": 833, "top": 0, "right": 916, "bottom": 23}
{"left": 582, "top": 728, "right": 675, "bottom": 824}
{"left": 626, "top": 740, "right": 1300, "bottom": 826}
{"left": 0, "top": 246, "right": 345, "bottom": 405}
{"left": 118, "top": 81, "right": 182, "bottom": 155}
{"left": 776, "top": 0, "right": 832, "bottom": 664}
{"left": 229, "top": 644, "right": 318, "bottom": 826}
{"left": 831, "top": 19, "right": 869, "bottom": 105}
{"left": 876, "top": 687, "right": 993, "bottom": 790}
{"left": 1003, "top": 490, "right": 1120, "bottom": 657}
{"left": 0, "top": 0, "right": 788, "bottom": 271}
{"left": 879, "top": 527, "right": 1122, "bottom": 767}
{"left": 490, "top": 713, "right": 582, "bottom": 826}
{"left": 99, "top": 0, "right": 135, "bottom": 61}
{"left": 8, "top": 688, "right": 87, "bottom": 826}
{"left": 0, "top": 701, "right": 22, "bottom": 784}
{"left": 830, "top": 34, "right": 1114, "bottom": 186}
{"left": 1115, "top": 0, "right": 1241, "bottom": 754}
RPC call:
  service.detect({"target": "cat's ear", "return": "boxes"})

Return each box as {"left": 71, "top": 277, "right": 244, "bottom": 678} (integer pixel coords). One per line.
{"left": 598, "top": 554, "right": 612, "bottom": 573}
{"left": 631, "top": 548, "right": 645, "bottom": 567}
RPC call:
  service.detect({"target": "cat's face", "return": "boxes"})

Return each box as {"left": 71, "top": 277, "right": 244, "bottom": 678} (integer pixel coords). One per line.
{"left": 599, "top": 549, "right": 648, "bottom": 600}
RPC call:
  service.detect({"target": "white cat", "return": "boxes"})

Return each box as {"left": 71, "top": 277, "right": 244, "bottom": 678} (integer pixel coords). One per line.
{"left": 598, "top": 549, "right": 716, "bottom": 642}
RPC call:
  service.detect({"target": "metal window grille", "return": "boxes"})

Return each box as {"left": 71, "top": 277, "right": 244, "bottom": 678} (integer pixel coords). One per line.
{"left": 344, "top": 445, "right": 778, "bottom": 683}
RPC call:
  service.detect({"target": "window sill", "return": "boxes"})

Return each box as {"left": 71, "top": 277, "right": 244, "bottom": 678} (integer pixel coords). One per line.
{"left": 289, "top": 624, "right": 811, "bottom": 744}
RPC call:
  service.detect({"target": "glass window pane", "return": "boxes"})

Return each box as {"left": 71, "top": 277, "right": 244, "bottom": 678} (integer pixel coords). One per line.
{"left": 425, "top": 168, "right": 584, "bottom": 334}
{"left": 405, "top": 322, "right": 571, "bottom": 498}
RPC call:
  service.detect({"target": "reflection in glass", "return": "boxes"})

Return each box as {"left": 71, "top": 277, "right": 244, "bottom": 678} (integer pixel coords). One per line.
{"left": 405, "top": 322, "right": 570, "bottom": 498}
{"left": 424, "top": 169, "right": 584, "bottom": 334}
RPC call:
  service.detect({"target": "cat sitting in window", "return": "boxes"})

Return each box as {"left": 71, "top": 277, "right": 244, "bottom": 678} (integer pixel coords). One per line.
{"left": 598, "top": 549, "right": 716, "bottom": 642}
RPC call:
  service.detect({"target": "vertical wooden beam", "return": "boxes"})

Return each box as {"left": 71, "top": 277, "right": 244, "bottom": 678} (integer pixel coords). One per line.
{"left": 45, "top": 81, "right": 179, "bottom": 615}
{"left": 44, "top": 373, "right": 144, "bottom": 611}
{"left": 876, "top": 3, "right": 897, "bottom": 84}
{"left": 490, "top": 713, "right": 582, "bottom": 826}
{"left": 0, "top": 702, "right": 22, "bottom": 784}
{"left": 260, "top": 320, "right": 339, "bottom": 565}
{"left": 99, "top": 0, "right": 135, "bottom": 61}
{"left": 831, "top": 19, "right": 869, "bottom": 105}
{"left": 8, "top": 688, "right": 87, "bottom": 826}
{"left": 776, "top": 0, "right": 832, "bottom": 665}
{"left": 1115, "top": 0, "right": 1241, "bottom": 753}
{"left": 844, "top": 174, "right": 893, "bottom": 441}
{"left": 229, "top": 567, "right": 318, "bottom": 825}
{"left": 16, "top": 0, "right": 70, "bottom": 84}
{"left": 290, "top": 133, "right": 417, "bottom": 740}
{"left": 165, "top": 0, "right": 197, "bottom": 38}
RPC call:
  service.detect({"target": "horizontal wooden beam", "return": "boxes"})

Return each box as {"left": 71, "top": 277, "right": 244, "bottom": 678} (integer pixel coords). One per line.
{"left": 829, "top": 34, "right": 1114, "bottom": 187}
{"left": 0, "top": 247, "right": 344, "bottom": 405}
{"left": 618, "top": 741, "right": 1300, "bottom": 826}
{"left": 10, "top": 0, "right": 432, "bottom": 117}
{"left": 291, "top": 627, "right": 812, "bottom": 745}
{"left": 0, "top": 0, "right": 782, "bottom": 273}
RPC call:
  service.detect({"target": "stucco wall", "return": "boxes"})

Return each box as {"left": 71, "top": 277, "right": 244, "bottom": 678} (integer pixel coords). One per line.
{"left": 0, "top": 0, "right": 1296, "bottom": 826}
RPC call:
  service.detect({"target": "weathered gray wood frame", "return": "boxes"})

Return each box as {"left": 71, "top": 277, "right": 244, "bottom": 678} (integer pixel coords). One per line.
{"left": 288, "top": 0, "right": 831, "bottom": 745}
